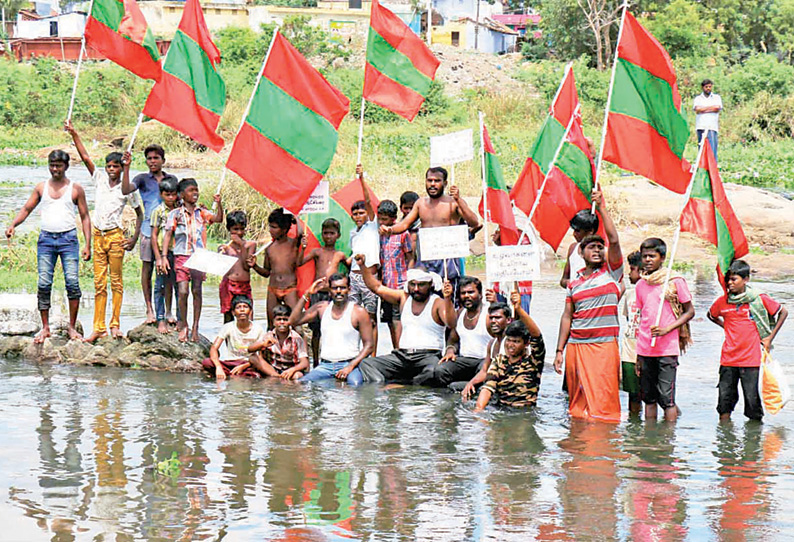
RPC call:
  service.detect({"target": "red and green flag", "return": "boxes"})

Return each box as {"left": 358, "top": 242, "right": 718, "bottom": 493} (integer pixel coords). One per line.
{"left": 84, "top": 0, "right": 162, "bottom": 80}
{"left": 297, "top": 180, "right": 380, "bottom": 294}
{"left": 680, "top": 138, "right": 748, "bottom": 280}
{"left": 602, "top": 11, "right": 690, "bottom": 194}
{"left": 510, "top": 67, "right": 598, "bottom": 250}
{"left": 142, "top": 0, "right": 225, "bottom": 152}
{"left": 226, "top": 32, "right": 350, "bottom": 214}
{"left": 363, "top": 0, "right": 440, "bottom": 121}
{"left": 478, "top": 124, "right": 518, "bottom": 245}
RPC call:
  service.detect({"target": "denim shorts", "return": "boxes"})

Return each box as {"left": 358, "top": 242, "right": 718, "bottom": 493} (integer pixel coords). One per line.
{"left": 37, "top": 229, "right": 81, "bottom": 310}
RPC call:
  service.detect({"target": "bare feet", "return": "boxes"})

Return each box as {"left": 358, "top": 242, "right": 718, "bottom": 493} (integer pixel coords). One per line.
{"left": 83, "top": 330, "right": 107, "bottom": 343}
{"left": 178, "top": 325, "right": 188, "bottom": 343}
{"left": 110, "top": 327, "right": 124, "bottom": 339}
{"left": 157, "top": 320, "right": 168, "bottom": 334}
{"left": 67, "top": 326, "right": 83, "bottom": 341}
{"left": 190, "top": 329, "right": 201, "bottom": 343}
{"left": 143, "top": 309, "right": 156, "bottom": 325}
{"left": 166, "top": 314, "right": 177, "bottom": 326}
{"left": 34, "top": 327, "right": 51, "bottom": 344}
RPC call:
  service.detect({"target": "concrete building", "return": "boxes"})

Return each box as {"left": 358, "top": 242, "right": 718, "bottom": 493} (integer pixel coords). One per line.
{"left": 15, "top": 9, "right": 85, "bottom": 39}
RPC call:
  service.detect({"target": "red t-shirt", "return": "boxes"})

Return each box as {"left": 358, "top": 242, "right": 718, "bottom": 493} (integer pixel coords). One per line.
{"left": 709, "top": 294, "right": 781, "bottom": 367}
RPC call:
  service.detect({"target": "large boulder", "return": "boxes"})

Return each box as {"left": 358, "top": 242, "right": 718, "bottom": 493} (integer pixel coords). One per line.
{"left": 0, "top": 322, "right": 208, "bottom": 373}
{"left": 0, "top": 293, "right": 82, "bottom": 336}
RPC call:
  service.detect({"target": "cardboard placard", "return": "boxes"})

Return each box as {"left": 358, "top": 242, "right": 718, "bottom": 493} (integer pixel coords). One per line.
{"left": 486, "top": 244, "right": 541, "bottom": 283}
{"left": 430, "top": 129, "right": 474, "bottom": 166}
{"left": 300, "top": 181, "right": 329, "bottom": 214}
{"left": 183, "top": 248, "right": 239, "bottom": 277}
{"left": 419, "top": 225, "right": 470, "bottom": 261}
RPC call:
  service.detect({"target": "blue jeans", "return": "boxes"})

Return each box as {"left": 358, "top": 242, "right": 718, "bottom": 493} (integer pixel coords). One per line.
{"left": 37, "top": 229, "right": 81, "bottom": 311}
{"left": 154, "top": 251, "right": 178, "bottom": 321}
{"left": 697, "top": 129, "right": 718, "bottom": 162}
{"left": 300, "top": 360, "right": 363, "bottom": 386}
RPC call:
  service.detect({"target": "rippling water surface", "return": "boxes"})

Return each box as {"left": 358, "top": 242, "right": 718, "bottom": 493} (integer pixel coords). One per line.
{"left": 1, "top": 276, "right": 793, "bottom": 541}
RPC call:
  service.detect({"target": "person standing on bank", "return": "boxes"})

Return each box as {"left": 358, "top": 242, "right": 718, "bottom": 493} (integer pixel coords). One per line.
{"left": 693, "top": 79, "right": 722, "bottom": 161}
{"left": 6, "top": 150, "right": 92, "bottom": 343}
{"left": 289, "top": 274, "right": 374, "bottom": 386}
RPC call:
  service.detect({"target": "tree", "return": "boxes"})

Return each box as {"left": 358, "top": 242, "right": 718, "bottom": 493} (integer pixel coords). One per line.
{"left": 643, "top": 0, "right": 721, "bottom": 59}
{"left": 771, "top": 0, "right": 794, "bottom": 62}
{"left": 0, "top": 0, "right": 26, "bottom": 20}
{"left": 540, "top": 0, "right": 598, "bottom": 63}
{"left": 574, "top": 0, "right": 621, "bottom": 70}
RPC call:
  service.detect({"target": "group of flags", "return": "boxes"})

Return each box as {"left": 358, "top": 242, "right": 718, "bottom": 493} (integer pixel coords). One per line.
{"left": 80, "top": 0, "right": 747, "bottom": 285}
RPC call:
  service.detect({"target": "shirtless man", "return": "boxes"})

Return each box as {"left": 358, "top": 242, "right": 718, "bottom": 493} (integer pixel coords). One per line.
{"left": 356, "top": 257, "right": 451, "bottom": 386}
{"left": 290, "top": 274, "right": 374, "bottom": 386}
{"left": 250, "top": 207, "right": 303, "bottom": 328}
{"left": 380, "top": 167, "right": 480, "bottom": 295}
{"left": 299, "top": 217, "right": 348, "bottom": 365}
{"left": 6, "top": 150, "right": 92, "bottom": 343}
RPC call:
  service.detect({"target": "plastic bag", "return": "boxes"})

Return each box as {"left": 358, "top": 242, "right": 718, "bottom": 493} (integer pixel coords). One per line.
{"left": 759, "top": 349, "right": 791, "bottom": 415}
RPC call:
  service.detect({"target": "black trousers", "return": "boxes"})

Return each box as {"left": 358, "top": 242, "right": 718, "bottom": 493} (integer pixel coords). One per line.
{"left": 436, "top": 356, "right": 484, "bottom": 388}
{"left": 359, "top": 349, "right": 441, "bottom": 385}
{"left": 717, "top": 366, "right": 763, "bottom": 420}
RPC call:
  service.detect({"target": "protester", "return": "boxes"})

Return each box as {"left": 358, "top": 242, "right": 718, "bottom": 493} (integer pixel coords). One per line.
{"left": 635, "top": 237, "right": 695, "bottom": 422}
{"left": 437, "top": 276, "right": 491, "bottom": 387}
{"left": 356, "top": 260, "right": 449, "bottom": 385}
{"left": 203, "top": 295, "right": 269, "bottom": 380}
{"left": 693, "top": 79, "right": 722, "bottom": 161}
{"left": 290, "top": 274, "right": 374, "bottom": 386}
{"left": 707, "top": 260, "right": 788, "bottom": 421}
{"left": 5, "top": 149, "right": 91, "bottom": 343}
{"left": 399, "top": 190, "right": 420, "bottom": 254}
{"left": 474, "top": 320, "right": 546, "bottom": 411}
{"left": 381, "top": 167, "right": 480, "bottom": 297}
{"left": 150, "top": 178, "right": 180, "bottom": 333}
{"left": 299, "top": 217, "right": 348, "bottom": 365}
{"left": 66, "top": 122, "right": 143, "bottom": 342}
{"left": 219, "top": 210, "right": 256, "bottom": 324}
{"left": 346, "top": 164, "right": 380, "bottom": 346}
{"left": 161, "top": 178, "right": 223, "bottom": 342}
{"left": 458, "top": 300, "right": 512, "bottom": 399}
{"left": 559, "top": 209, "right": 600, "bottom": 289}
{"left": 378, "top": 199, "right": 414, "bottom": 349}
{"left": 620, "top": 251, "right": 643, "bottom": 415}
{"left": 121, "top": 144, "right": 178, "bottom": 325}
{"left": 258, "top": 304, "right": 310, "bottom": 380}
{"left": 250, "top": 208, "right": 303, "bottom": 328}
{"left": 553, "top": 191, "right": 623, "bottom": 423}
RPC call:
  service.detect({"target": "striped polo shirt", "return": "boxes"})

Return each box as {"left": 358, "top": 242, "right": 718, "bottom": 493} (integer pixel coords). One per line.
{"left": 566, "top": 263, "right": 624, "bottom": 344}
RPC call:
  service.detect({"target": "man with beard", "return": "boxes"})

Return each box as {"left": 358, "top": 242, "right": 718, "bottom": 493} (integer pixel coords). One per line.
{"left": 355, "top": 256, "right": 451, "bottom": 385}
{"left": 379, "top": 167, "right": 480, "bottom": 296}
{"left": 289, "top": 273, "right": 374, "bottom": 386}
{"left": 458, "top": 290, "right": 542, "bottom": 399}
{"left": 435, "top": 276, "right": 492, "bottom": 387}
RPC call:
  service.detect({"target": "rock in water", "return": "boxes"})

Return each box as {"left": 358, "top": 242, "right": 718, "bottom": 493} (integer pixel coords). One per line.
{"left": 0, "top": 293, "right": 81, "bottom": 336}
{"left": 0, "top": 323, "right": 209, "bottom": 373}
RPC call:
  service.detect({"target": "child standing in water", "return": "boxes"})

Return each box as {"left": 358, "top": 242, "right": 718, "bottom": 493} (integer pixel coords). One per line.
{"left": 250, "top": 208, "right": 303, "bottom": 328}
{"left": 621, "top": 251, "right": 643, "bottom": 415}
{"left": 161, "top": 178, "right": 223, "bottom": 342}
{"left": 219, "top": 210, "right": 256, "bottom": 323}
{"left": 66, "top": 121, "right": 143, "bottom": 342}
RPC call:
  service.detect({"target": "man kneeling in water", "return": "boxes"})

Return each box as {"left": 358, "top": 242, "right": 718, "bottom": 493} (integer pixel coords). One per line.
{"left": 289, "top": 273, "right": 374, "bottom": 386}
{"left": 356, "top": 258, "right": 450, "bottom": 385}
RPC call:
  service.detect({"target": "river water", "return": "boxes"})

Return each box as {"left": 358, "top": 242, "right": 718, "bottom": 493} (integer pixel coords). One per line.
{"left": 1, "top": 273, "right": 793, "bottom": 541}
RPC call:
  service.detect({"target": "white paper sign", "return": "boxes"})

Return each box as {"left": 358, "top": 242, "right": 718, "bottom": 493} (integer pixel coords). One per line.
{"left": 486, "top": 244, "right": 541, "bottom": 283}
{"left": 419, "top": 225, "right": 470, "bottom": 261}
{"left": 300, "top": 181, "right": 329, "bottom": 214}
{"left": 430, "top": 129, "right": 474, "bottom": 166}
{"left": 183, "top": 248, "right": 239, "bottom": 277}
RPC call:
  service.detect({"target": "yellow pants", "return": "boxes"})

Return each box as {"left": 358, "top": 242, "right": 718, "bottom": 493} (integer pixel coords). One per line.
{"left": 93, "top": 228, "right": 125, "bottom": 333}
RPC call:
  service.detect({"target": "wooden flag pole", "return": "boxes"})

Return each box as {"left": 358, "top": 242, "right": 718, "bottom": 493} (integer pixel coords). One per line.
{"left": 214, "top": 27, "right": 280, "bottom": 208}
{"left": 66, "top": 0, "right": 95, "bottom": 123}
{"left": 356, "top": 97, "right": 366, "bottom": 165}
{"left": 478, "top": 111, "right": 490, "bottom": 287}
{"left": 649, "top": 130, "right": 707, "bottom": 348}
{"left": 591, "top": 0, "right": 629, "bottom": 212}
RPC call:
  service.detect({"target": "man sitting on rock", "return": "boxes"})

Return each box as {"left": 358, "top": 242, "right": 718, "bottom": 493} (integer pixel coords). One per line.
{"left": 356, "top": 257, "right": 450, "bottom": 385}
{"left": 202, "top": 295, "right": 269, "bottom": 380}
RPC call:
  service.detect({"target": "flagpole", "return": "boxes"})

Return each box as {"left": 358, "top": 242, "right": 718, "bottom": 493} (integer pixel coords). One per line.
{"left": 126, "top": 43, "right": 175, "bottom": 153}
{"left": 426, "top": 0, "right": 432, "bottom": 46}
{"left": 527, "top": 103, "right": 581, "bottom": 223}
{"left": 216, "top": 27, "right": 280, "bottom": 204}
{"left": 66, "top": 0, "right": 94, "bottom": 123}
{"left": 548, "top": 61, "right": 574, "bottom": 118}
{"left": 356, "top": 97, "right": 366, "bottom": 165}
{"left": 591, "top": 0, "right": 629, "bottom": 212}
{"left": 649, "top": 130, "right": 708, "bottom": 348}
{"left": 478, "top": 111, "right": 489, "bottom": 287}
